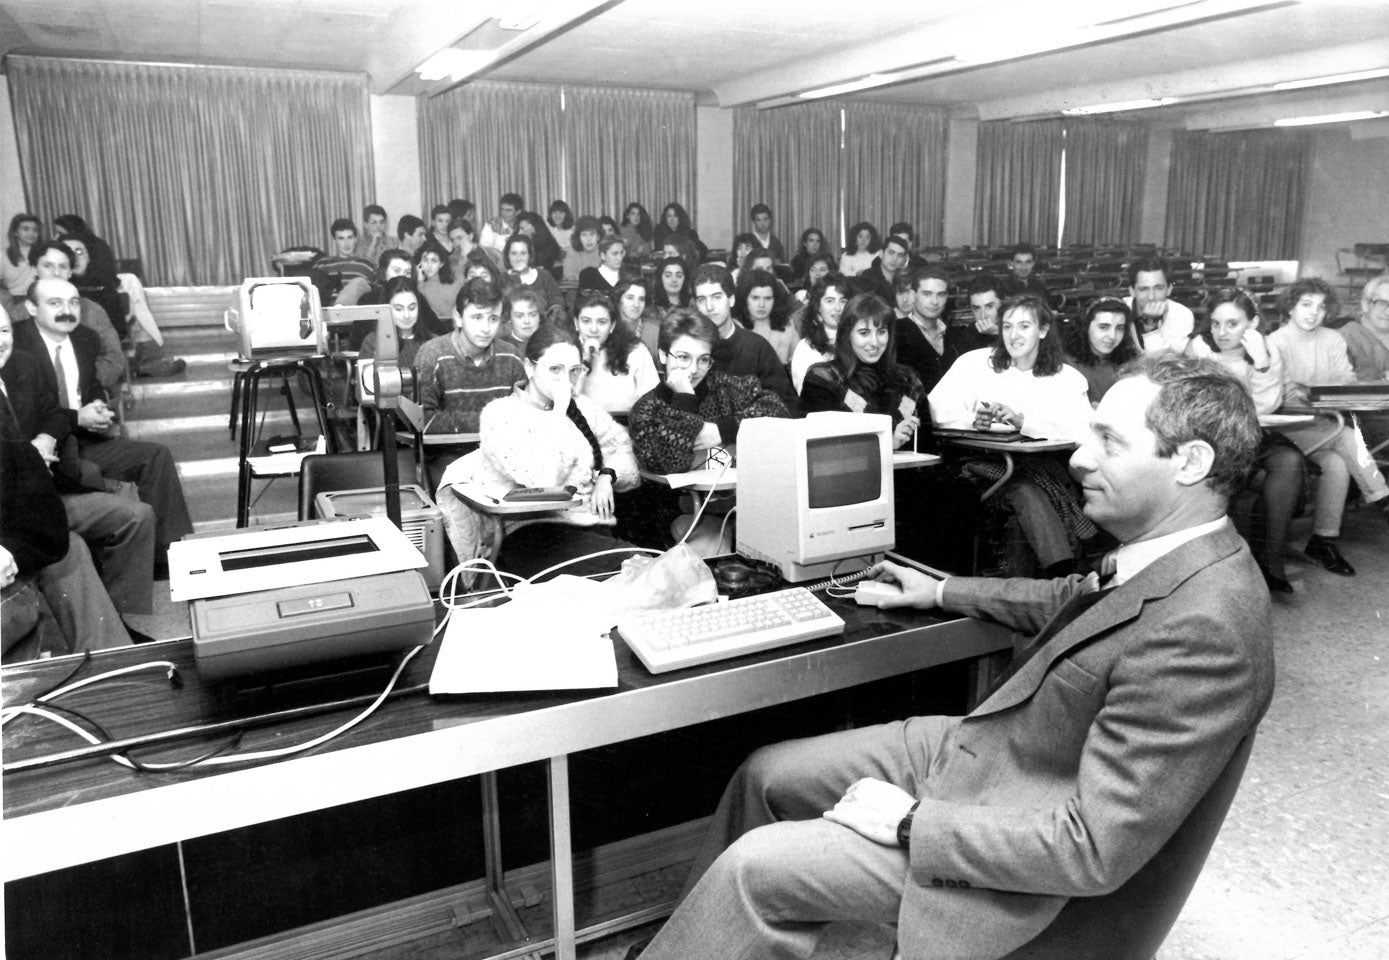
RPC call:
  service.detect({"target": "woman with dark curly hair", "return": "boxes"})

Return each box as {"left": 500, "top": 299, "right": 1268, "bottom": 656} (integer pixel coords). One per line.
{"left": 652, "top": 202, "right": 707, "bottom": 260}
{"left": 839, "top": 221, "right": 880, "bottom": 277}
{"left": 1062, "top": 297, "right": 1141, "bottom": 404}
{"left": 735, "top": 268, "right": 796, "bottom": 365}
{"left": 619, "top": 202, "right": 654, "bottom": 259}
{"left": 790, "top": 274, "right": 852, "bottom": 393}
{"left": 789, "top": 228, "right": 831, "bottom": 281}
{"left": 574, "top": 290, "right": 659, "bottom": 413}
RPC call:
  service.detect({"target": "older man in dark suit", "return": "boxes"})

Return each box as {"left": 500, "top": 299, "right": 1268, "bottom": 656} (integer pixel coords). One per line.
{"left": 636, "top": 354, "right": 1273, "bottom": 960}
{"left": 14, "top": 277, "right": 192, "bottom": 558}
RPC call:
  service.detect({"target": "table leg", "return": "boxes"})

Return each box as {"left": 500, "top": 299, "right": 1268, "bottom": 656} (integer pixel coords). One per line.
{"left": 480, "top": 770, "right": 542, "bottom": 958}
{"left": 280, "top": 373, "right": 302, "bottom": 435}
{"left": 549, "top": 754, "right": 576, "bottom": 960}
{"left": 1298, "top": 411, "right": 1345, "bottom": 456}
{"left": 979, "top": 450, "right": 1015, "bottom": 502}
{"left": 236, "top": 366, "right": 260, "bottom": 527}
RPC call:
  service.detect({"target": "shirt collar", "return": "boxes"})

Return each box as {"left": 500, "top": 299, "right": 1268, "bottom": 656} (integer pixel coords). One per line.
{"left": 1111, "top": 516, "right": 1228, "bottom": 586}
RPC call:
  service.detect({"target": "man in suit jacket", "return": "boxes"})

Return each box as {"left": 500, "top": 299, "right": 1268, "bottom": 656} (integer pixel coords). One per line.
{"left": 15, "top": 277, "right": 192, "bottom": 557}
{"left": 637, "top": 354, "right": 1274, "bottom": 960}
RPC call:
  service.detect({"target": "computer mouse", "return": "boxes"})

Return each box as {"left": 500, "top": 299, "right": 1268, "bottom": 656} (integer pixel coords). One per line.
{"left": 854, "top": 580, "right": 903, "bottom": 606}
{"left": 716, "top": 561, "right": 751, "bottom": 584}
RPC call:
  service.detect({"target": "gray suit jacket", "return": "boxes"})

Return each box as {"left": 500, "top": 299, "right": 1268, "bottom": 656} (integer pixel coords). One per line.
{"left": 898, "top": 522, "right": 1274, "bottom": 960}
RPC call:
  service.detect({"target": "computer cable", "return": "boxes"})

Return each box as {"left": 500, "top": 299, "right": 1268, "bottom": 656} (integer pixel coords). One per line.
{"left": 673, "top": 457, "right": 733, "bottom": 550}
{"left": 1, "top": 659, "right": 182, "bottom": 729}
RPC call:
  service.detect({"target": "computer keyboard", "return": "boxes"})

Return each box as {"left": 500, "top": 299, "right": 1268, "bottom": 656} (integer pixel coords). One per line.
{"left": 615, "top": 587, "right": 845, "bottom": 673}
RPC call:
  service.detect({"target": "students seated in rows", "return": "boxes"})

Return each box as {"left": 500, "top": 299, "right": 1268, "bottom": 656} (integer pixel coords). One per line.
{"left": 619, "top": 203, "right": 654, "bottom": 259}
{"left": 573, "top": 291, "right": 658, "bottom": 414}
{"left": 436, "top": 324, "right": 641, "bottom": 581}
{"left": 564, "top": 216, "right": 602, "bottom": 281}
{"left": 660, "top": 234, "right": 701, "bottom": 273}
{"left": 516, "top": 211, "right": 564, "bottom": 278}
{"left": 736, "top": 268, "right": 796, "bottom": 366}
{"left": 693, "top": 264, "right": 798, "bottom": 411}
{"left": 790, "top": 229, "right": 830, "bottom": 283}
{"left": 318, "top": 218, "right": 375, "bottom": 303}
{"left": 854, "top": 233, "right": 911, "bottom": 304}
{"left": 1186, "top": 288, "right": 1304, "bottom": 593}
{"left": 652, "top": 202, "right": 706, "bottom": 261}
{"left": 1126, "top": 255, "right": 1194, "bottom": 354}
{"left": 349, "top": 249, "right": 445, "bottom": 347}
{"left": 1, "top": 312, "right": 148, "bottom": 655}
{"left": 502, "top": 234, "right": 563, "bottom": 313}
{"left": 414, "top": 277, "right": 524, "bottom": 436}
{"left": 395, "top": 214, "right": 427, "bottom": 257}
{"left": 414, "top": 239, "right": 463, "bottom": 322}
{"left": 790, "top": 273, "right": 851, "bottom": 393}
{"left": 1063, "top": 297, "right": 1141, "bottom": 404}
{"left": 748, "top": 203, "right": 785, "bottom": 263}
{"left": 354, "top": 204, "right": 391, "bottom": 264}
{"left": 793, "top": 252, "right": 834, "bottom": 305}
{"left": 895, "top": 265, "right": 966, "bottom": 394}
{"left": 578, "top": 235, "right": 632, "bottom": 295}
{"left": 630, "top": 309, "right": 790, "bottom": 475}
{"left": 1344, "top": 276, "right": 1389, "bottom": 456}
{"left": 12, "top": 277, "right": 192, "bottom": 560}
{"left": 996, "top": 243, "right": 1046, "bottom": 299}
{"left": 1267, "top": 278, "right": 1389, "bottom": 574}
{"left": 929, "top": 294, "right": 1097, "bottom": 576}
{"left": 546, "top": 200, "right": 574, "bottom": 256}
{"left": 498, "top": 287, "right": 545, "bottom": 353}
{"left": 651, "top": 256, "right": 691, "bottom": 319}
{"left": 613, "top": 276, "right": 659, "bottom": 362}
{"left": 800, "top": 293, "right": 924, "bottom": 449}
{"left": 479, "top": 192, "right": 523, "bottom": 255}
{"left": 839, "top": 221, "right": 878, "bottom": 277}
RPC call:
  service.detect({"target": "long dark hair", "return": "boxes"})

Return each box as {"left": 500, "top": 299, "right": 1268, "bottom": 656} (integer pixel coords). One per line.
{"left": 517, "top": 211, "right": 562, "bottom": 267}
{"left": 833, "top": 294, "right": 903, "bottom": 381}
{"left": 797, "top": 228, "right": 829, "bottom": 259}
{"left": 547, "top": 200, "right": 574, "bottom": 231}
{"left": 523, "top": 324, "right": 605, "bottom": 470}
{"left": 502, "top": 234, "right": 536, "bottom": 273}
{"left": 846, "top": 221, "right": 881, "bottom": 255}
{"left": 802, "top": 274, "right": 853, "bottom": 354}
{"left": 659, "top": 203, "right": 694, "bottom": 235}
{"left": 574, "top": 290, "right": 636, "bottom": 377}
{"left": 1065, "top": 297, "right": 1141, "bottom": 366}
{"left": 6, "top": 214, "right": 40, "bottom": 268}
{"left": 1198, "top": 287, "right": 1262, "bottom": 361}
{"left": 728, "top": 233, "right": 758, "bottom": 271}
{"left": 990, "top": 295, "right": 1063, "bottom": 376}
{"left": 734, "top": 268, "right": 790, "bottom": 332}
{"left": 571, "top": 216, "right": 601, "bottom": 251}
{"left": 622, "top": 203, "right": 653, "bottom": 241}
{"left": 414, "top": 239, "right": 455, "bottom": 285}
{"left": 652, "top": 256, "right": 691, "bottom": 310}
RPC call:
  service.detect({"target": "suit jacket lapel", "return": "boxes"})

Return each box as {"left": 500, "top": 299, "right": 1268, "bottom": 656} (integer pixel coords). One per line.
{"left": 970, "top": 524, "right": 1246, "bottom": 718}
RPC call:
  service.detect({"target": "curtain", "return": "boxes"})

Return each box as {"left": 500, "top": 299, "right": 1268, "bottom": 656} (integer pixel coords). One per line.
{"left": 842, "top": 101, "right": 949, "bottom": 248}
{"left": 418, "top": 80, "right": 564, "bottom": 221}
{"left": 8, "top": 55, "right": 371, "bottom": 286}
{"left": 733, "top": 103, "right": 841, "bottom": 255}
{"left": 563, "top": 87, "right": 695, "bottom": 222}
{"left": 974, "top": 119, "right": 1064, "bottom": 248}
{"left": 1164, "top": 129, "right": 1311, "bottom": 260}
{"left": 1061, "top": 119, "right": 1149, "bottom": 247}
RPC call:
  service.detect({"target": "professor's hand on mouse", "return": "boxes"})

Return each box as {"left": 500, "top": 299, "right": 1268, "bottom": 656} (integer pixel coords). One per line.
{"left": 866, "top": 560, "right": 940, "bottom": 610}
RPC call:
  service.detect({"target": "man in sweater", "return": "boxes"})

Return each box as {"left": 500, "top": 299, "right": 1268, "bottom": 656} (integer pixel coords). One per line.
{"left": 414, "top": 277, "right": 524, "bottom": 436}
{"left": 692, "top": 264, "right": 798, "bottom": 412}
{"left": 749, "top": 203, "right": 785, "bottom": 264}
{"left": 895, "top": 266, "right": 967, "bottom": 394}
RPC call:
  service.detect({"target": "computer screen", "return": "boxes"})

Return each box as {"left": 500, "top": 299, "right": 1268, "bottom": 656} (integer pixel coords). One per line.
{"left": 736, "top": 412, "right": 894, "bottom": 582}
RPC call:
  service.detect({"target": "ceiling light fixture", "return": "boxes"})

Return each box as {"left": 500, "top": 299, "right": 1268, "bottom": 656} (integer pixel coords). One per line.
{"left": 1273, "top": 68, "right": 1389, "bottom": 91}
{"left": 416, "top": 49, "right": 498, "bottom": 82}
{"left": 1274, "top": 110, "right": 1389, "bottom": 127}
{"left": 1062, "top": 97, "right": 1179, "bottom": 115}
{"left": 798, "top": 74, "right": 894, "bottom": 100}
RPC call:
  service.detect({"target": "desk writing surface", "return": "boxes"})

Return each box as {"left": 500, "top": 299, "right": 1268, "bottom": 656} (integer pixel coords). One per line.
{"left": 1, "top": 593, "right": 1012, "bottom": 879}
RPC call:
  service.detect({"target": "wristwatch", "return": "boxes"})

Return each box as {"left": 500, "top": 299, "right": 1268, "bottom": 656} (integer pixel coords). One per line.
{"left": 897, "top": 800, "right": 921, "bottom": 849}
{"left": 595, "top": 467, "right": 617, "bottom": 483}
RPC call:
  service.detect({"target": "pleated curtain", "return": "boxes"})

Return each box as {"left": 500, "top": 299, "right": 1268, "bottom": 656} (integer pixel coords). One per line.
{"left": 563, "top": 87, "right": 696, "bottom": 222}
{"left": 1061, "top": 119, "right": 1149, "bottom": 247}
{"left": 842, "top": 101, "right": 949, "bottom": 248}
{"left": 8, "top": 55, "right": 372, "bottom": 286}
{"left": 732, "top": 103, "right": 841, "bottom": 255}
{"left": 973, "top": 119, "right": 1064, "bottom": 248}
{"left": 418, "top": 80, "right": 564, "bottom": 218}
{"left": 1164, "top": 129, "right": 1311, "bottom": 260}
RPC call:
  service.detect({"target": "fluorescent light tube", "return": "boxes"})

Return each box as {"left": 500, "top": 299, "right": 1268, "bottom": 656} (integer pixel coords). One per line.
{"left": 1274, "top": 110, "right": 1389, "bottom": 126}
{"left": 798, "top": 75, "right": 893, "bottom": 99}
{"left": 1062, "top": 97, "right": 1178, "bottom": 115}
{"left": 1274, "top": 68, "right": 1389, "bottom": 91}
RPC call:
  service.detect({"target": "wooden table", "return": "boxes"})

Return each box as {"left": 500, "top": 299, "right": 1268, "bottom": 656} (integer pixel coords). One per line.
{"left": 2, "top": 584, "right": 1013, "bottom": 959}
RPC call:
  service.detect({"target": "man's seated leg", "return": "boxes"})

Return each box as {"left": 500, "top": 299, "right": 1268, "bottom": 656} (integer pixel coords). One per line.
{"left": 1001, "top": 481, "right": 1074, "bottom": 574}
{"left": 36, "top": 533, "right": 131, "bottom": 653}
{"left": 76, "top": 438, "right": 193, "bottom": 552}
{"left": 61, "top": 491, "right": 156, "bottom": 615}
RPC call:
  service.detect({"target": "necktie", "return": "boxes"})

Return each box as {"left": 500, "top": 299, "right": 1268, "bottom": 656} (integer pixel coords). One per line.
{"left": 53, "top": 344, "right": 71, "bottom": 410}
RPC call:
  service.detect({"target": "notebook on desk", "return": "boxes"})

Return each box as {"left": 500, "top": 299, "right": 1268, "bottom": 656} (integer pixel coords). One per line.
{"left": 1307, "top": 383, "right": 1389, "bottom": 403}
{"left": 933, "top": 427, "right": 1041, "bottom": 443}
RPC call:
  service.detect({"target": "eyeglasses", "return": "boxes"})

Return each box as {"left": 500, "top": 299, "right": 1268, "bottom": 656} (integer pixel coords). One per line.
{"left": 1369, "top": 299, "right": 1389, "bottom": 311}
{"left": 667, "top": 352, "right": 713, "bottom": 369}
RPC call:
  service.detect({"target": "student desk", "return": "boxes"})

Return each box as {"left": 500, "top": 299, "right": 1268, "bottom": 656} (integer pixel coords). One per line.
{"left": 935, "top": 435, "right": 1077, "bottom": 501}
{"left": 2, "top": 589, "right": 1013, "bottom": 960}
{"left": 639, "top": 450, "right": 944, "bottom": 492}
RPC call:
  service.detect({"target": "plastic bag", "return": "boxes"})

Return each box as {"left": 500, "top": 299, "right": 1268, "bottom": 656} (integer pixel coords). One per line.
{"left": 600, "top": 542, "right": 718, "bottom": 615}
